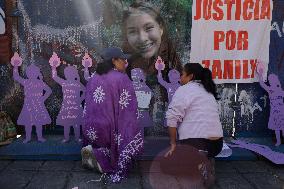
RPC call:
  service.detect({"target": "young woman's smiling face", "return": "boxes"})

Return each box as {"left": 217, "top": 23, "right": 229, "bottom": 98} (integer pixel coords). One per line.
{"left": 126, "top": 11, "right": 163, "bottom": 59}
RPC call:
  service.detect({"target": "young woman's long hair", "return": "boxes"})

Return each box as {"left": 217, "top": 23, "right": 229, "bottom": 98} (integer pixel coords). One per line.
{"left": 96, "top": 59, "right": 114, "bottom": 75}
{"left": 121, "top": 2, "right": 182, "bottom": 77}
{"left": 183, "top": 63, "right": 219, "bottom": 100}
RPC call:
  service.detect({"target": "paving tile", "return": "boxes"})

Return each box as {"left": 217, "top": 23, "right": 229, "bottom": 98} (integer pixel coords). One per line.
{"left": 8, "top": 161, "right": 43, "bottom": 171}
{"left": 231, "top": 161, "right": 270, "bottom": 173}
{"left": 66, "top": 171, "right": 103, "bottom": 189}
{"left": 73, "top": 160, "right": 88, "bottom": 172}
{"left": 0, "top": 170, "right": 36, "bottom": 189}
{"left": 215, "top": 161, "right": 237, "bottom": 173}
{"left": 0, "top": 160, "right": 12, "bottom": 172}
{"left": 244, "top": 173, "right": 284, "bottom": 189}
{"left": 39, "top": 161, "right": 75, "bottom": 171}
{"left": 142, "top": 172, "right": 180, "bottom": 189}
{"left": 25, "top": 171, "right": 69, "bottom": 189}
{"left": 107, "top": 173, "right": 141, "bottom": 189}
{"left": 216, "top": 173, "right": 254, "bottom": 189}
{"left": 139, "top": 161, "right": 162, "bottom": 173}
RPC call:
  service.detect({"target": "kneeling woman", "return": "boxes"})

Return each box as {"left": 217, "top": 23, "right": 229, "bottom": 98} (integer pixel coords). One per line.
{"left": 82, "top": 47, "right": 143, "bottom": 183}
{"left": 165, "top": 63, "right": 223, "bottom": 159}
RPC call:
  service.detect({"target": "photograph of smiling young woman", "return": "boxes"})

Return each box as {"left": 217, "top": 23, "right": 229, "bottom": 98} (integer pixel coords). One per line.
{"left": 121, "top": 2, "right": 182, "bottom": 134}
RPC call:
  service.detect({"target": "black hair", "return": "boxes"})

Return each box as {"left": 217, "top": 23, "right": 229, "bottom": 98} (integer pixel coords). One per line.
{"left": 96, "top": 59, "right": 115, "bottom": 75}
{"left": 183, "top": 63, "right": 219, "bottom": 100}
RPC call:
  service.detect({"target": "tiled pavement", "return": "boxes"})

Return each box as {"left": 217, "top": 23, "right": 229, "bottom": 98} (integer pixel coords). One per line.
{"left": 0, "top": 160, "right": 284, "bottom": 189}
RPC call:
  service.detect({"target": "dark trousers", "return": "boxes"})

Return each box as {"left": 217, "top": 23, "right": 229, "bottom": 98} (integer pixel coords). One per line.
{"left": 179, "top": 137, "right": 223, "bottom": 158}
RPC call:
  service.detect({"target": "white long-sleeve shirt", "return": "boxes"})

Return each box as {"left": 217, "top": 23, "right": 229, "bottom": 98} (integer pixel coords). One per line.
{"left": 166, "top": 81, "right": 223, "bottom": 140}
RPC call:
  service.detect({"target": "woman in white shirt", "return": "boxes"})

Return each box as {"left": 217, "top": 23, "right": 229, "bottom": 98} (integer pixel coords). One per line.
{"left": 165, "top": 63, "right": 223, "bottom": 158}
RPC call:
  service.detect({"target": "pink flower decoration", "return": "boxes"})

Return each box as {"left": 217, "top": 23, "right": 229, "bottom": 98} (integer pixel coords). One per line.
{"left": 49, "top": 52, "right": 61, "bottom": 68}
{"left": 155, "top": 56, "right": 165, "bottom": 71}
{"left": 11, "top": 52, "right": 23, "bottom": 67}
{"left": 82, "top": 53, "right": 92, "bottom": 68}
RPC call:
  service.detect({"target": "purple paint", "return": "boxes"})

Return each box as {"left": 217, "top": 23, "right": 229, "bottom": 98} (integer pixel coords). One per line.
{"left": 131, "top": 68, "right": 153, "bottom": 128}
{"left": 51, "top": 61, "right": 85, "bottom": 143}
{"left": 229, "top": 140, "right": 284, "bottom": 164}
{"left": 11, "top": 53, "right": 51, "bottom": 143}
{"left": 155, "top": 56, "right": 180, "bottom": 103}
{"left": 257, "top": 61, "right": 284, "bottom": 146}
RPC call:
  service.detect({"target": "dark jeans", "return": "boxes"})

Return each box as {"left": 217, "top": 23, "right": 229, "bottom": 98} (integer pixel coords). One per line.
{"left": 179, "top": 137, "right": 223, "bottom": 158}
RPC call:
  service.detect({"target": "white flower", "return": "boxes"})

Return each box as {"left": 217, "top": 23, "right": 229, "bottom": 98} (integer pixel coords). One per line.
{"left": 93, "top": 86, "right": 105, "bottom": 103}
{"left": 86, "top": 128, "right": 98, "bottom": 142}
{"left": 119, "top": 89, "right": 131, "bottom": 109}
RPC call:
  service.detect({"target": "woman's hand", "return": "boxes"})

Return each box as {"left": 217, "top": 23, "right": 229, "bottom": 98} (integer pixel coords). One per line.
{"left": 164, "top": 143, "right": 176, "bottom": 158}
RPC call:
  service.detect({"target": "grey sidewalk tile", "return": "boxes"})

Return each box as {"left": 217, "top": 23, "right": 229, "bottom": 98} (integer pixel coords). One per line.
{"left": 215, "top": 161, "right": 237, "bottom": 173}
{"left": 73, "top": 161, "right": 87, "bottom": 172}
{"left": 7, "top": 160, "right": 43, "bottom": 171}
{"left": 244, "top": 173, "right": 284, "bottom": 189}
{"left": 39, "top": 161, "right": 75, "bottom": 171}
{"left": 231, "top": 161, "right": 270, "bottom": 173}
{"left": 0, "top": 170, "right": 36, "bottom": 189}
{"left": 216, "top": 173, "right": 254, "bottom": 189}
{"left": 142, "top": 172, "right": 180, "bottom": 189}
{"left": 25, "top": 171, "right": 69, "bottom": 189}
{"left": 0, "top": 160, "right": 12, "bottom": 172}
{"left": 139, "top": 161, "right": 162, "bottom": 173}
{"left": 107, "top": 174, "right": 142, "bottom": 189}
{"left": 66, "top": 171, "right": 103, "bottom": 189}
{"left": 176, "top": 176, "right": 206, "bottom": 189}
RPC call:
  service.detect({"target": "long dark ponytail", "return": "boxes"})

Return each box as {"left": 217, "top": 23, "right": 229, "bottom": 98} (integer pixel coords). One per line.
{"left": 96, "top": 59, "right": 114, "bottom": 75}
{"left": 183, "top": 63, "right": 219, "bottom": 100}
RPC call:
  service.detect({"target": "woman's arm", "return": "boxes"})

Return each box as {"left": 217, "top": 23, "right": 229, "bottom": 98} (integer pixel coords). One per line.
{"left": 52, "top": 68, "right": 65, "bottom": 85}
{"left": 83, "top": 68, "right": 90, "bottom": 81}
{"left": 258, "top": 74, "right": 270, "bottom": 92}
{"left": 13, "top": 66, "right": 26, "bottom": 85}
{"left": 164, "top": 87, "right": 187, "bottom": 157}
{"left": 164, "top": 127, "right": 177, "bottom": 157}
{"left": 157, "top": 70, "right": 169, "bottom": 88}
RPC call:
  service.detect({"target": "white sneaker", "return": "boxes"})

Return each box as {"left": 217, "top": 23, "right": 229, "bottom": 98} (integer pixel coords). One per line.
{"left": 81, "top": 145, "right": 103, "bottom": 173}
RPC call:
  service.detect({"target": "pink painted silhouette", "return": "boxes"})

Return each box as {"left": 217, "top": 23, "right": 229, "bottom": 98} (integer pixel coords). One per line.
{"left": 82, "top": 53, "right": 93, "bottom": 81}
{"left": 50, "top": 53, "right": 85, "bottom": 143}
{"left": 228, "top": 140, "right": 284, "bottom": 164}
{"left": 256, "top": 61, "right": 284, "bottom": 146}
{"left": 11, "top": 52, "right": 51, "bottom": 143}
{"left": 155, "top": 56, "right": 180, "bottom": 103}
{"left": 131, "top": 68, "right": 153, "bottom": 128}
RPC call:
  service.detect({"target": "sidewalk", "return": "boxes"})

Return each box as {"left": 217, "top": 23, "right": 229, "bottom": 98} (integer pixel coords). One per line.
{"left": 0, "top": 160, "right": 284, "bottom": 189}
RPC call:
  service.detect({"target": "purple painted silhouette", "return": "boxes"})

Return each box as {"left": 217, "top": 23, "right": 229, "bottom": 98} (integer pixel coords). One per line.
{"left": 131, "top": 68, "right": 153, "bottom": 128}
{"left": 256, "top": 61, "right": 284, "bottom": 146}
{"left": 155, "top": 56, "right": 180, "bottom": 103}
{"left": 228, "top": 140, "right": 284, "bottom": 164}
{"left": 11, "top": 52, "right": 51, "bottom": 143}
{"left": 50, "top": 53, "right": 85, "bottom": 143}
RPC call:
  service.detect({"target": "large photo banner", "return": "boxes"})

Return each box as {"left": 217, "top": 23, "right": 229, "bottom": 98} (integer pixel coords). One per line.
{"left": 190, "top": 0, "right": 273, "bottom": 84}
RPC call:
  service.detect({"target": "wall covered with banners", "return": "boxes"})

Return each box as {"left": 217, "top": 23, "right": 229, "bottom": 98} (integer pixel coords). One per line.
{"left": 0, "top": 0, "right": 283, "bottom": 138}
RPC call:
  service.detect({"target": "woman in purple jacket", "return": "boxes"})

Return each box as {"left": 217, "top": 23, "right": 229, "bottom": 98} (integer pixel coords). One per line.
{"left": 81, "top": 47, "right": 143, "bottom": 183}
